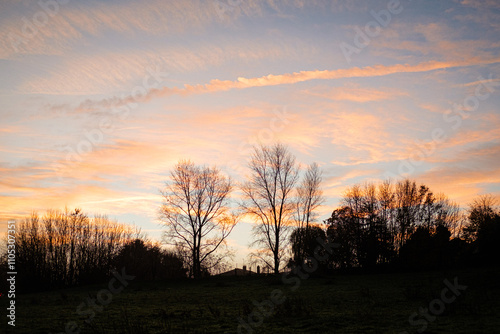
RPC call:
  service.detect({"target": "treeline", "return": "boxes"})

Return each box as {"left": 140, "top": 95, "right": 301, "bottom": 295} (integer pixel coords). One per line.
{"left": 0, "top": 208, "right": 186, "bottom": 292}
{"left": 290, "top": 180, "right": 500, "bottom": 272}
{"left": 2, "top": 144, "right": 499, "bottom": 291}
{"left": 156, "top": 143, "right": 498, "bottom": 277}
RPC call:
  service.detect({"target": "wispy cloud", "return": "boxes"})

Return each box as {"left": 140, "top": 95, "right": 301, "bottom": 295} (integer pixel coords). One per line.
{"left": 303, "top": 84, "right": 407, "bottom": 103}
{"left": 459, "top": 77, "right": 500, "bottom": 88}
{"left": 0, "top": 184, "right": 160, "bottom": 223}
{"left": 418, "top": 166, "right": 500, "bottom": 205}
{"left": 371, "top": 21, "right": 500, "bottom": 62}
{"left": 1, "top": 0, "right": 499, "bottom": 258}
{"left": 17, "top": 39, "right": 312, "bottom": 95}
{"left": 460, "top": 0, "right": 500, "bottom": 9}
{"left": 325, "top": 111, "right": 398, "bottom": 166}
{"left": 0, "top": 0, "right": 217, "bottom": 58}
{"left": 419, "top": 104, "right": 448, "bottom": 114}
{"left": 0, "top": 0, "right": 327, "bottom": 59}
{"left": 72, "top": 57, "right": 500, "bottom": 112}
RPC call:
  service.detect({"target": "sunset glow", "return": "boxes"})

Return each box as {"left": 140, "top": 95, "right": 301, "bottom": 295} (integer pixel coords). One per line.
{"left": 1, "top": 0, "right": 499, "bottom": 265}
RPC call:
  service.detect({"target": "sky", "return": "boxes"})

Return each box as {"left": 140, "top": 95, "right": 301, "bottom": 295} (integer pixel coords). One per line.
{"left": 1, "top": 0, "right": 499, "bottom": 266}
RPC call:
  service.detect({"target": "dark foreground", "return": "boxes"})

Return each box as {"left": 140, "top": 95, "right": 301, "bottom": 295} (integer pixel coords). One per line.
{"left": 3, "top": 267, "right": 499, "bottom": 334}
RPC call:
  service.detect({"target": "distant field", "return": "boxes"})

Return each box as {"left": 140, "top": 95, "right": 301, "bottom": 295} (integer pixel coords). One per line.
{"left": 3, "top": 267, "right": 500, "bottom": 334}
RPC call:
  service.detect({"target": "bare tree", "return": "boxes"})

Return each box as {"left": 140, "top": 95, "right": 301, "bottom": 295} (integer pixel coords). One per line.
{"left": 293, "top": 163, "right": 324, "bottom": 265}
{"left": 378, "top": 180, "right": 395, "bottom": 236}
{"left": 464, "top": 194, "right": 498, "bottom": 242}
{"left": 7, "top": 208, "right": 137, "bottom": 290}
{"left": 160, "top": 160, "right": 237, "bottom": 278}
{"left": 294, "top": 163, "right": 324, "bottom": 230}
{"left": 241, "top": 144, "right": 299, "bottom": 274}
{"left": 432, "top": 194, "right": 462, "bottom": 238}
{"left": 342, "top": 184, "right": 365, "bottom": 264}
{"left": 394, "top": 179, "right": 428, "bottom": 250}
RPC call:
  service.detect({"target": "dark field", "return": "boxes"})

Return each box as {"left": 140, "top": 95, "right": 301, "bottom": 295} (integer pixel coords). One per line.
{"left": 4, "top": 267, "right": 500, "bottom": 334}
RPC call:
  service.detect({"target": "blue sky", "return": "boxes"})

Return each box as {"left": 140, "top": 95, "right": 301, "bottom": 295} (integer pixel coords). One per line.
{"left": 1, "top": 0, "right": 500, "bottom": 265}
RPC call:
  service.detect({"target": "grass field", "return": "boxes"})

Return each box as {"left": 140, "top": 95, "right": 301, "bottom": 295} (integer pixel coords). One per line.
{"left": 3, "top": 266, "right": 500, "bottom": 334}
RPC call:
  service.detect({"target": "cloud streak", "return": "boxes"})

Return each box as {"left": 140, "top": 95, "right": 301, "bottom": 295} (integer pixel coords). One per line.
{"left": 303, "top": 84, "right": 407, "bottom": 103}
{"left": 0, "top": 0, "right": 327, "bottom": 59}
{"left": 78, "top": 57, "right": 500, "bottom": 111}
{"left": 16, "top": 38, "right": 311, "bottom": 95}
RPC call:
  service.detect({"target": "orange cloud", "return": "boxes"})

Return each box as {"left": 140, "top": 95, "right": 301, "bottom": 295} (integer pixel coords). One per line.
{"left": 460, "top": 0, "right": 500, "bottom": 9}
{"left": 401, "top": 126, "right": 500, "bottom": 165}
{"left": 323, "top": 111, "right": 399, "bottom": 166}
{"left": 18, "top": 38, "right": 309, "bottom": 95}
{"left": 371, "top": 21, "right": 500, "bottom": 62}
{"left": 0, "top": 0, "right": 325, "bottom": 60}
{"left": 417, "top": 167, "right": 500, "bottom": 207}
{"left": 0, "top": 184, "right": 123, "bottom": 220}
{"left": 303, "top": 84, "right": 407, "bottom": 103}
{"left": 49, "top": 139, "right": 180, "bottom": 184}
{"left": 419, "top": 104, "right": 448, "bottom": 114}
{"left": 78, "top": 57, "right": 500, "bottom": 112}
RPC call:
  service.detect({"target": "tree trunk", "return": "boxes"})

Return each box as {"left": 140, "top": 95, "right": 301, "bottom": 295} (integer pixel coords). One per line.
{"left": 274, "top": 233, "right": 280, "bottom": 274}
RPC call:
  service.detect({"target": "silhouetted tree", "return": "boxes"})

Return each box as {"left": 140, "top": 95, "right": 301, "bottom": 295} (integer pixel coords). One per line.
{"left": 358, "top": 183, "right": 392, "bottom": 268}
{"left": 434, "top": 195, "right": 463, "bottom": 238}
{"left": 394, "top": 180, "right": 428, "bottom": 250}
{"left": 464, "top": 195, "right": 500, "bottom": 265}
{"left": 399, "top": 224, "right": 451, "bottom": 270}
{"left": 160, "top": 160, "right": 238, "bottom": 278}
{"left": 378, "top": 180, "right": 397, "bottom": 260}
{"left": 464, "top": 195, "right": 497, "bottom": 241}
{"left": 293, "top": 162, "right": 324, "bottom": 266}
{"left": 289, "top": 225, "right": 327, "bottom": 270}
{"left": 325, "top": 207, "right": 357, "bottom": 269}
{"left": 324, "top": 179, "right": 465, "bottom": 270}
{"left": 241, "top": 144, "right": 299, "bottom": 274}
{"left": 4, "top": 208, "right": 137, "bottom": 291}
{"left": 399, "top": 226, "right": 432, "bottom": 270}
{"left": 326, "top": 183, "right": 396, "bottom": 269}
{"left": 114, "top": 239, "right": 186, "bottom": 280}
